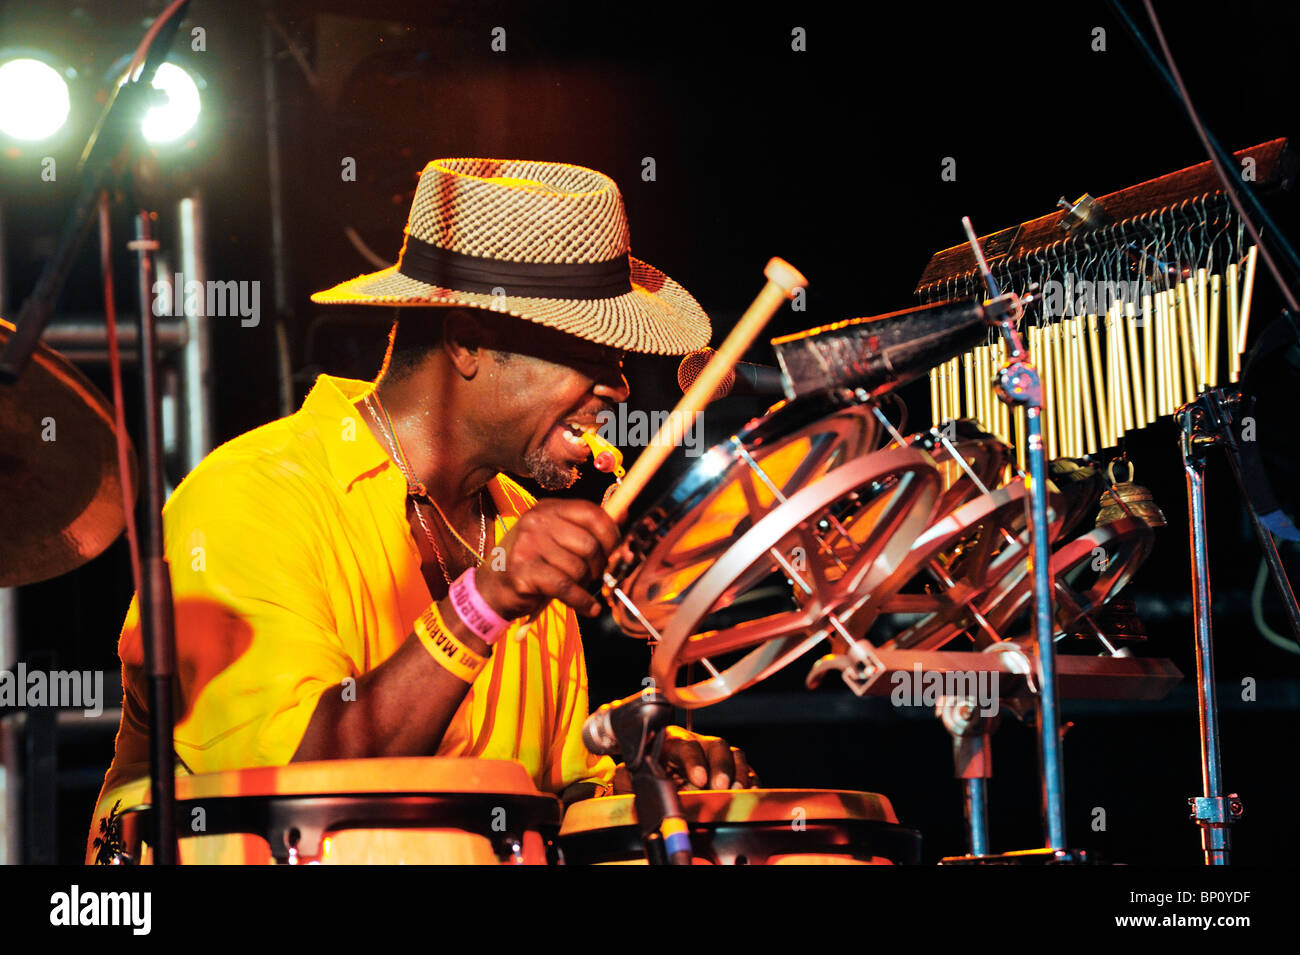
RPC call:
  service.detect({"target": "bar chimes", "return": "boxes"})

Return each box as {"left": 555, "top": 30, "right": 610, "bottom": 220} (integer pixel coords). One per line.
{"left": 921, "top": 197, "right": 1258, "bottom": 469}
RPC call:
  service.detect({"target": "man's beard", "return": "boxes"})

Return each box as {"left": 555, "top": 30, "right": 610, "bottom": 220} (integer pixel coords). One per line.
{"left": 523, "top": 445, "right": 580, "bottom": 491}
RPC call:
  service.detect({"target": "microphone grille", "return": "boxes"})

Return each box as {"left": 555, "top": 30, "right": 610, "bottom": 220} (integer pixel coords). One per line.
{"left": 676, "top": 347, "right": 735, "bottom": 399}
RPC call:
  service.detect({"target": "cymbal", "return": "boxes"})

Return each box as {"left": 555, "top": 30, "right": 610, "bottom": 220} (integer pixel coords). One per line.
{"left": 0, "top": 317, "right": 138, "bottom": 587}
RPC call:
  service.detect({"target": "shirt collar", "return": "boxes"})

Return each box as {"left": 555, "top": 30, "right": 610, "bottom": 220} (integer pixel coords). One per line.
{"left": 299, "top": 374, "right": 393, "bottom": 492}
{"left": 300, "top": 375, "right": 527, "bottom": 526}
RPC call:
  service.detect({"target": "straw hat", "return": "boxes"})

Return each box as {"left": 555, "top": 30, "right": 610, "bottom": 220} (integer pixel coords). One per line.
{"left": 311, "top": 158, "right": 712, "bottom": 355}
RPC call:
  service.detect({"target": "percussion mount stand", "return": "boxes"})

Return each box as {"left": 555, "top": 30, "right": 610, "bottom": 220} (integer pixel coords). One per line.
{"left": 963, "top": 217, "right": 1072, "bottom": 856}
{"left": 596, "top": 689, "right": 694, "bottom": 865}
{"left": 1174, "top": 387, "right": 1277, "bottom": 864}
{"left": 938, "top": 696, "right": 997, "bottom": 856}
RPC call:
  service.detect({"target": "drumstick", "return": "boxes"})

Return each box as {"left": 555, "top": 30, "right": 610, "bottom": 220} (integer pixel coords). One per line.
{"left": 601, "top": 257, "right": 806, "bottom": 525}
{"left": 514, "top": 258, "right": 806, "bottom": 643}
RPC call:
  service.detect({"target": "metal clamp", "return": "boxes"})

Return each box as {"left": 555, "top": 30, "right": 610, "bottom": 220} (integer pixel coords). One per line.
{"left": 1189, "top": 794, "right": 1244, "bottom": 826}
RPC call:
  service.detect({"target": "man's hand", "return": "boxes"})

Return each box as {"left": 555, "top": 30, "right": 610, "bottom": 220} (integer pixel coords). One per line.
{"left": 477, "top": 498, "right": 620, "bottom": 619}
{"left": 613, "top": 726, "right": 760, "bottom": 792}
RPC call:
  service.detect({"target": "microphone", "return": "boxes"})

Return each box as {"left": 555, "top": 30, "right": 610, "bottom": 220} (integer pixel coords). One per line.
{"left": 582, "top": 686, "right": 669, "bottom": 756}
{"left": 676, "top": 347, "right": 786, "bottom": 400}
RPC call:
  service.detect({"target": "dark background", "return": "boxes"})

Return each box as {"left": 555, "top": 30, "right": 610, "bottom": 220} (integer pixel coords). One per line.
{"left": 2, "top": 0, "right": 1298, "bottom": 864}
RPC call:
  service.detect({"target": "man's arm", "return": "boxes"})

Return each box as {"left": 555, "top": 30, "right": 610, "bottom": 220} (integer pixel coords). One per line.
{"left": 295, "top": 497, "right": 621, "bottom": 761}
{"left": 291, "top": 597, "right": 490, "bottom": 760}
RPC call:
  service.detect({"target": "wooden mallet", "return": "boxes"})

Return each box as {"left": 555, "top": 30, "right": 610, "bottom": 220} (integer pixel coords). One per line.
{"left": 601, "top": 256, "right": 808, "bottom": 524}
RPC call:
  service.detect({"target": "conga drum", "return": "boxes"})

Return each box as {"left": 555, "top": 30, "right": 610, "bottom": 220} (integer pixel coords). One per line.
{"left": 86, "top": 758, "right": 560, "bottom": 864}
{"left": 558, "top": 789, "right": 920, "bottom": 865}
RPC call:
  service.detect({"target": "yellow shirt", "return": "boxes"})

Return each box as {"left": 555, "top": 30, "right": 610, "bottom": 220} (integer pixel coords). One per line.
{"left": 99, "top": 374, "right": 615, "bottom": 799}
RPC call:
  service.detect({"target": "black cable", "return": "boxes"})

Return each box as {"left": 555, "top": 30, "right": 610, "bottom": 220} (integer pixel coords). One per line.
{"left": 1107, "top": 0, "right": 1300, "bottom": 315}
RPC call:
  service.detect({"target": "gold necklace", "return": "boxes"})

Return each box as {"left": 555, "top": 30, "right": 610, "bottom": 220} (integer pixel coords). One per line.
{"left": 363, "top": 394, "right": 486, "bottom": 586}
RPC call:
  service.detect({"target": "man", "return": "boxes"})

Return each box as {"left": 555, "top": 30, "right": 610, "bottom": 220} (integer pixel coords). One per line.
{"left": 88, "top": 157, "right": 755, "bottom": 860}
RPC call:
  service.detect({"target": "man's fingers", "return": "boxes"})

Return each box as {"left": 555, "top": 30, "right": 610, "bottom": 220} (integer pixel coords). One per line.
{"left": 537, "top": 499, "right": 622, "bottom": 556}
{"left": 670, "top": 737, "right": 710, "bottom": 789}
{"left": 730, "top": 747, "right": 759, "bottom": 789}
{"left": 544, "top": 516, "right": 614, "bottom": 582}
{"left": 522, "top": 561, "right": 603, "bottom": 617}
{"left": 535, "top": 538, "right": 594, "bottom": 590}
{"left": 703, "top": 737, "right": 737, "bottom": 790}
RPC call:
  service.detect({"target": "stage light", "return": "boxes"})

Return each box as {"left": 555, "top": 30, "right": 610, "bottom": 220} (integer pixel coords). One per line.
{"left": 0, "top": 57, "right": 71, "bottom": 142}
{"left": 139, "top": 61, "right": 201, "bottom": 144}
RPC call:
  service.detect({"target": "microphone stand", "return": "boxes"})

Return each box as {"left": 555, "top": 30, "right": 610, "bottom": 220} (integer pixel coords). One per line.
{"left": 0, "top": 2, "right": 193, "bottom": 865}
{"left": 603, "top": 691, "right": 694, "bottom": 865}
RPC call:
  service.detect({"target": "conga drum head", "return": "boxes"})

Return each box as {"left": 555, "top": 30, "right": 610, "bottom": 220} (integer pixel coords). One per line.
{"left": 558, "top": 789, "right": 921, "bottom": 865}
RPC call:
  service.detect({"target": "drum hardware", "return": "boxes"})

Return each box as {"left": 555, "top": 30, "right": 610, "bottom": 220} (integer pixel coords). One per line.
{"left": 1061, "top": 595, "right": 1147, "bottom": 646}
{"left": 581, "top": 688, "right": 694, "bottom": 865}
{"left": 1057, "top": 193, "right": 1113, "bottom": 235}
{"left": 88, "top": 758, "right": 561, "bottom": 865}
{"left": 908, "top": 145, "right": 1300, "bottom": 862}
{"left": 558, "top": 789, "right": 921, "bottom": 865}
{"left": 822, "top": 484, "right": 1043, "bottom": 659}
{"left": 959, "top": 214, "right": 1072, "bottom": 855}
{"left": 1175, "top": 387, "right": 1299, "bottom": 864}
{"left": 804, "top": 647, "right": 1181, "bottom": 701}
{"left": 979, "top": 518, "right": 1155, "bottom": 654}
{"left": 121, "top": 793, "right": 558, "bottom": 864}
{"left": 938, "top": 694, "right": 999, "bottom": 857}
{"left": 603, "top": 389, "right": 887, "bottom": 644}
{"left": 939, "top": 847, "right": 1094, "bottom": 865}
{"left": 644, "top": 447, "right": 939, "bottom": 707}
{"left": 1048, "top": 457, "right": 1107, "bottom": 543}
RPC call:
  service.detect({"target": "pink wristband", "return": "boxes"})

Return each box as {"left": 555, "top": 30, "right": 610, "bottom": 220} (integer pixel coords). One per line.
{"left": 448, "top": 568, "right": 510, "bottom": 645}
